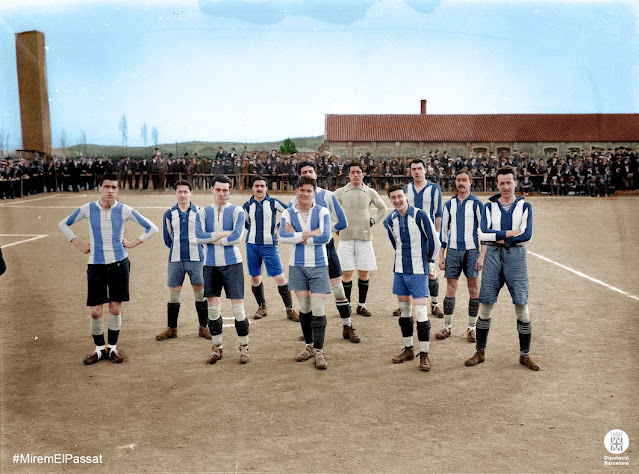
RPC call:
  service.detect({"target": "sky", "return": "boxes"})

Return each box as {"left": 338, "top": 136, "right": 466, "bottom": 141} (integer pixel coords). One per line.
{"left": 0, "top": 0, "right": 637, "bottom": 150}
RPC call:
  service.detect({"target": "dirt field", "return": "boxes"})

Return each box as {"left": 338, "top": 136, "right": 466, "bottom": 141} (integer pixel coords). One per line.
{"left": 1, "top": 190, "right": 638, "bottom": 473}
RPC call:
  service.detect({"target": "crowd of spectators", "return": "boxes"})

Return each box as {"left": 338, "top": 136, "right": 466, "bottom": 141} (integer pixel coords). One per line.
{"left": 1, "top": 146, "right": 636, "bottom": 200}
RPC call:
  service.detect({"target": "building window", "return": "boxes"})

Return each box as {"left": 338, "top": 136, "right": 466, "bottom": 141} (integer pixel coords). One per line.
{"left": 473, "top": 147, "right": 487, "bottom": 154}
{"left": 543, "top": 147, "right": 558, "bottom": 155}
{"left": 496, "top": 146, "right": 511, "bottom": 155}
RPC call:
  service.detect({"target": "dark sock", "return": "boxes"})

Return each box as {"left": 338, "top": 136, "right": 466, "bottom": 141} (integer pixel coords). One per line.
{"left": 476, "top": 317, "right": 491, "bottom": 351}
{"left": 252, "top": 282, "right": 266, "bottom": 306}
{"left": 343, "top": 280, "right": 353, "bottom": 303}
{"left": 278, "top": 283, "right": 293, "bottom": 309}
{"left": 358, "top": 279, "right": 369, "bottom": 306}
{"left": 299, "top": 312, "right": 313, "bottom": 345}
{"left": 311, "top": 315, "right": 327, "bottom": 350}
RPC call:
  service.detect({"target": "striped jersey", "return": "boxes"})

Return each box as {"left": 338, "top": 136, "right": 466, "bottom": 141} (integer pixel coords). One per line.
{"left": 289, "top": 187, "right": 348, "bottom": 233}
{"left": 405, "top": 181, "right": 443, "bottom": 221}
{"left": 243, "top": 195, "right": 287, "bottom": 245}
{"left": 196, "top": 203, "right": 245, "bottom": 266}
{"left": 383, "top": 205, "right": 441, "bottom": 274}
{"left": 59, "top": 200, "right": 158, "bottom": 264}
{"left": 481, "top": 195, "right": 533, "bottom": 245}
{"left": 163, "top": 203, "right": 204, "bottom": 262}
{"left": 279, "top": 204, "right": 331, "bottom": 267}
{"left": 441, "top": 194, "right": 484, "bottom": 250}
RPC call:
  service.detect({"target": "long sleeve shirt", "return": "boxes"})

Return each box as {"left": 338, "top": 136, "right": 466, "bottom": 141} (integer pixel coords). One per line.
{"left": 441, "top": 194, "right": 484, "bottom": 250}
{"left": 163, "top": 203, "right": 204, "bottom": 262}
{"left": 384, "top": 205, "right": 440, "bottom": 274}
{"left": 288, "top": 187, "right": 347, "bottom": 234}
{"left": 334, "top": 183, "right": 387, "bottom": 241}
{"left": 405, "top": 181, "right": 443, "bottom": 222}
{"left": 481, "top": 194, "right": 533, "bottom": 246}
{"left": 243, "top": 195, "right": 287, "bottom": 245}
{"left": 278, "top": 203, "right": 331, "bottom": 267}
{"left": 59, "top": 200, "right": 158, "bottom": 264}
{"left": 196, "top": 203, "right": 245, "bottom": 266}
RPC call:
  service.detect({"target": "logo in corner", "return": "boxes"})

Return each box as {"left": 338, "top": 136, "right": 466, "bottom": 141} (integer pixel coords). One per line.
{"left": 604, "top": 430, "right": 629, "bottom": 454}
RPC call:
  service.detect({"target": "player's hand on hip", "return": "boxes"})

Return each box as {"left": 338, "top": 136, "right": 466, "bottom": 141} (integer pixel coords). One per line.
{"left": 72, "top": 238, "right": 90, "bottom": 254}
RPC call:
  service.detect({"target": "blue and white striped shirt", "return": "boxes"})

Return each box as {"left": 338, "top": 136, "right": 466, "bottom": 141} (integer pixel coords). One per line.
{"left": 441, "top": 194, "right": 484, "bottom": 250}
{"left": 279, "top": 204, "right": 331, "bottom": 267}
{"left": 384, "top": 205, "right": 441, "bottom": 274}
{"left": 59, "top": 200, "right": 158, "bottom": 265}
{"left": 163, "top": 203, "right": 204, "bottom": 262}
{"left": 289, "top": 187, "right": 348, "bottom": 234}
{"left": 481, "top": 195, "right": 533, "bottom": 245}
{"left": 243, "top": 195, "right": 287, "bottom": 245}
{"left": 405, "top": 181, "right": 443, "bottom": 221}
{"left": 196, "top": 203, "right": 245, "bottom": 266}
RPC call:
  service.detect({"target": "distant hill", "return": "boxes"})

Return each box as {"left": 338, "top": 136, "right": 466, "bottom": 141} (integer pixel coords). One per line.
{"left": 53, "top": 136, "right": 325, "bottom": 158}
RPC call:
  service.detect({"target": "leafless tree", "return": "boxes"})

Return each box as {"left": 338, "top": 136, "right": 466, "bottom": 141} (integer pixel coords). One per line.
{"left": 141, "top": 122, "right": 148, "bottom": 149}
{"left": 151, "top": 126, "right": 159, "bottom": 147}
{"left": 119, "top": 114, "right": 128, "bottom": 151}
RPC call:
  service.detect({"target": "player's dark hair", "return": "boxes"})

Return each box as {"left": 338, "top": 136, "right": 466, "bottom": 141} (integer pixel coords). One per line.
{"left": 456, "top": 167, "right": 471, "bottom": 179}
{"left": 297, "top": 176, "right": 316, "bottom": 190}
{"left": 387, "top": 183, "right": 405, "bottom": 197}
{"left": 410, "top": 158, "right": 426, "bottom": 168}
{"left": 252, "top": 175, "right": 268, "bottom": 187}
{"left": 100, "top": 173, "right": 119, "bottom": 185}
{"left": 298, "top": 161, "right": 316, "bottom": 172}
{"left": 210, "top": 174, "right": 232, "bottom": 187}
{"left": 496, "top": 165, "right": 517, "bottom": 179}
{"left": 174, "top": 179, "right": 192, "bottom": 190}
{"left": 348, "top": 161, "right": 363, "bottom": 172}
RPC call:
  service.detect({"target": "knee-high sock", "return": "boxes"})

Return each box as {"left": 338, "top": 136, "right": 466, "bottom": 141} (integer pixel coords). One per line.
{"left": 358, "top": 279, "right": 369, "bottom": 306}
{"left": 299, "top": 312, "right": 313, "bottom": 344}
{"left": 343, "top": 280, "right": 353, "bottom": 303}
{"left": 399, "top": 301, "right": 413, "bottom": 346}
{"left": 311, "top": 315, "right": 327, "bottom": 350}
{"left": 310, "top": 297, "right": 326, "bottom": 349}
{"left": 252, "top": 282, "right": 266, "bottom": 306}
{"left": 443, "top": 296, "right": 455, "bottom": 327}
{"left": 468, "top": 298, "right": 479, "bottom": 327}
{"left": 167, "top": 302, "right": 180, "bottom": 328}
{"left": 428, "top": 276, "right": 439, "bottom": 304}
{"left": 195, "top": 300, "right": 208, "bottom": 327}
{"left": 90, "top": 316, "right": 105, "bottom": 348}
{"left": 232, "top": 303, "right": 248, "bottom": 345}
{"left": 415, "top": 304, "right": 430, "bottom": 354}
{"left": 516, "top": 304, "right": 531, "bottom": 356}
{"left": 476, "top": 303, "right": 493, "bottom": 351}
{"left": 207, "top": 304, "right": 223, "bottom": 347}
{"left": 193, "top": 288, "right": 205, "bottom": 302}
{"left": 107, "top": 313, "right": 122, "bottom": 347}
{"left": 278, "top": 283, "right": 293, "bottom": 309}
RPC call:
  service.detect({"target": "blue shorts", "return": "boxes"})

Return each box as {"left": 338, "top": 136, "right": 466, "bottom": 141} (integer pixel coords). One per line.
{"left": 246, "top": 243, "right": 284, "bottom": 277}
{"left": 288, "top": 265, "right": 331, "bottom": 294}
{"left": 167, "top": 261, "right": 204, "bottom": 287}
{"left": 392, "top": 272, "right": 429, "bottom": 299}
{"left": 204, "top": 263, "right": 244, "bottom": 299}
{"left": 445, "top": 248, "right": 480, "bottom": 279}
{"left": 479, "top": 245, "right": 529, "bottom": 305}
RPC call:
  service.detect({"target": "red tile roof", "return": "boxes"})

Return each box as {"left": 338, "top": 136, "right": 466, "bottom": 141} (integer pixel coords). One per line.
{"left": 325, "top": 114, "right": 639, "bottom": 142}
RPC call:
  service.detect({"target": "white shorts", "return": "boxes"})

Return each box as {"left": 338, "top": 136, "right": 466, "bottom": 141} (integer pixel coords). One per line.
{"left": 337, "top": 239, "right": 377, "bottom": 271}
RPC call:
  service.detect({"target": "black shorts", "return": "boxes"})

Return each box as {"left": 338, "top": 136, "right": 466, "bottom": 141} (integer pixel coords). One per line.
{"left": 86, "top": 258, "right": 130, "bottom": 307}
{"left": 204, "top": 262, "right": 244, "bottom": 299}
{"left": 326, "top": 238, "right": 342, "bottom": 279}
